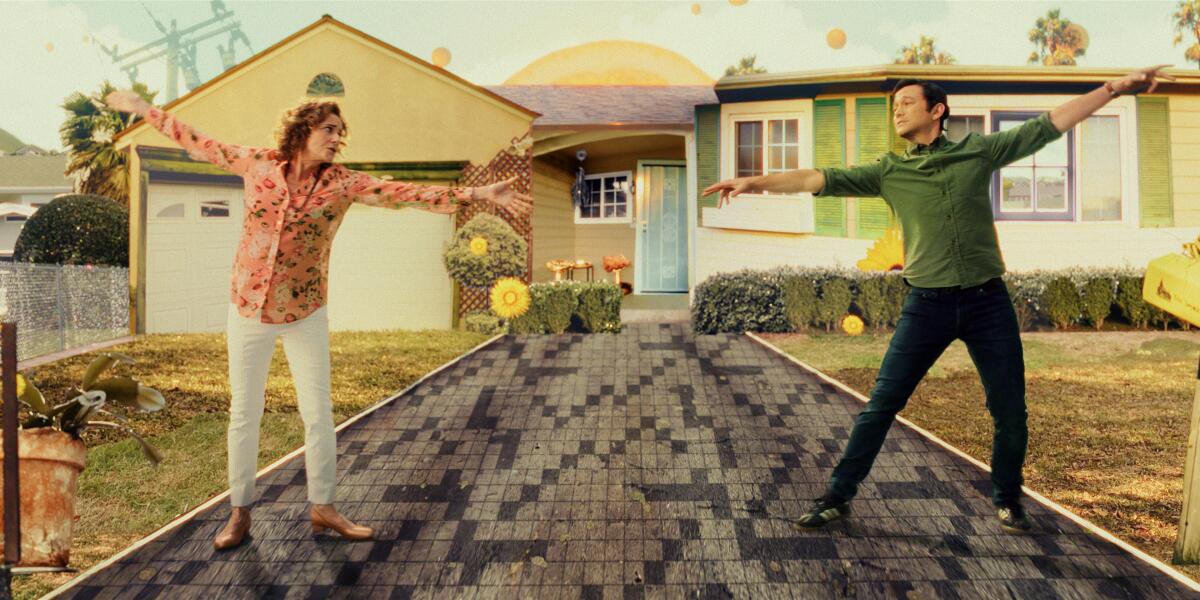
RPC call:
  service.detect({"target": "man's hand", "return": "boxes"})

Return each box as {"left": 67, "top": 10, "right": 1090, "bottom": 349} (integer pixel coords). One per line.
{"left": 104, "top": 90, "right": 152, "bottom": 115}
{"left": 1111, "top": 65, "right": 1176, "bottom": 95}
{"left": 702, "top": 176, "right": 759, "bottom": 208}
{"left": 477, "top": 176, "right": 533, "bottom": 215}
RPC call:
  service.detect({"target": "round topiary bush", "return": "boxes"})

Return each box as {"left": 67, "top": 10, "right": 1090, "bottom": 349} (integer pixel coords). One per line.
{"left": 13, "top": 194, "right": 128, "bottom": 266}
{"left": 443, "top": 213, "right": 527, "bottom": 288}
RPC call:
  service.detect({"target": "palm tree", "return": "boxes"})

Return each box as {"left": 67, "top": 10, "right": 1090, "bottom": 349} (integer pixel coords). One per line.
{"left": 59, "top": 81, "right": 156, "bottom": 206}
{"left": 1175, "top": 1, "right": 1200, "bottom": 70}
{"left": 724, "top": 55, "right": 767, "bottom": 77}
{"left": 1027, "top": 8, "right": 1087, "bottom": 66}
{"left": 894, "top": 35, "right": 956, "bottom": 65}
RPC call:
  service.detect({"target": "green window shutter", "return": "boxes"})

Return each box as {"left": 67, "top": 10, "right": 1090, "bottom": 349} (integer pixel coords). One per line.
{"left": 1137, "top": 96, "right": 1173, "bottom": 228}
{"left": 856, "top": 97, "right": 893, "bottom": 239}
{"left": 813, "top": 99, "right": 846, "bottom": 237}
{"left": 695, "top": 104, "right": 721, "bottom": 225}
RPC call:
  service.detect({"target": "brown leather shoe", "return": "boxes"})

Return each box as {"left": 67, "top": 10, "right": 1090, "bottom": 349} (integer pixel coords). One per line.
{"left": 311, "top": 504, "right": 373, "bottom": 540}
{"left": 213, "top": 507, "right": 251, "bottom": 551}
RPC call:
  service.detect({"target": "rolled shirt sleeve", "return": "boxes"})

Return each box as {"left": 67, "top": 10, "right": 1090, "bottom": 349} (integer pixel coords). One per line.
{"left": 981, "top": 112, "right": 1064, "bottom": 169}
{"left": 815, "top": 162, "right": 883, "bottom": 198}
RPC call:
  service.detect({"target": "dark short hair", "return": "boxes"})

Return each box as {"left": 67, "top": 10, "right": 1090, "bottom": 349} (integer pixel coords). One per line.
{"left": 891, "top": 79, "right": 950, "bottom": 132}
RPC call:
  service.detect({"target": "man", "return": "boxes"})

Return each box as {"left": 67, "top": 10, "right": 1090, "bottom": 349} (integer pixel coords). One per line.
{"left": 702, "top": 65, "right": 1174, "bottom": 534}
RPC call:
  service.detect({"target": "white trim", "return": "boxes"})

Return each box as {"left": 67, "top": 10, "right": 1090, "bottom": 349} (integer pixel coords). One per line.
{"left": 574, "top": 170, "right": 633, "bottom": 225}
{"left": 685, "top": 131, "right": 698, "bottom": 306}
{"left": 745, "top": 332, "right": 1200, "bottom": 594}
{"left": 43, "top": 333, "right": 505, "bottom": 599}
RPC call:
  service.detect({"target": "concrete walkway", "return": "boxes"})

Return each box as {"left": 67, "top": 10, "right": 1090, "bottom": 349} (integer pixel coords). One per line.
{"left": 51, "top": 324, "right": 1199, "bottom": 599}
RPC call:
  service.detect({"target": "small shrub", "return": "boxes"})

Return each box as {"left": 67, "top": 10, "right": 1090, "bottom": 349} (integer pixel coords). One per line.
{"left": 1040, "top": 277, "right": 1081, "bottom": 329}
{"left": 1080, "top": 278, "right": 1115, "bottom": 330}
{"left": 814, "top": 277, "right": 853, "bottom": 332}
{"left": 13, "top": 194, "right": 128, "bottom": 266}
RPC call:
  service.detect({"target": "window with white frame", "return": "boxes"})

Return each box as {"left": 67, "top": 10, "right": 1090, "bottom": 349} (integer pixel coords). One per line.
{"left": 945, "top": 115, "right": 984, "bottom": 143}
{"left": 992, "top": 112, "right": 1073, "bottom": 221}
{"left": 576, "top": 171, "right": 631, "bottom": 223}
{"left": 735, "top": 118, "right": 800, "bottom": 191}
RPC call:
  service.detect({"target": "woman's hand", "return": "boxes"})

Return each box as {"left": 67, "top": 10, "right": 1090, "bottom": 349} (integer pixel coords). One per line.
{"left": 104, "top": 90, "right": 152, "bottom": 116}
{"left": 476, "top": 176, "right": 533, "bottom": 215}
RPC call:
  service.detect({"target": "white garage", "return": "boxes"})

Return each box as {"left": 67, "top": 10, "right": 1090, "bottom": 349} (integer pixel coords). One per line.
{"left": 143, "top": 180, "right": 457, "bottom": 334}
{"left": 145, "top": 182, "right": 241, "bottom": 333}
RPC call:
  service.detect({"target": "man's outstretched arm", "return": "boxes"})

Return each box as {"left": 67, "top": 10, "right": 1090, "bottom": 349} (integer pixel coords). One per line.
{"left": 702, "top": 170, "right": 826, "bottom": 207}
{"left": 1048, "top": 65, "right": 1176, "bottom": 133}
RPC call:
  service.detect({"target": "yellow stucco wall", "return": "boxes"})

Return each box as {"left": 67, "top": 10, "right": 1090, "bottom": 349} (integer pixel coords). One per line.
{"left": 1170, "top": 94, "right": 1200, "bottom": 228}
{"left": 121, "top": 20, "right": 535, "bottom": 333}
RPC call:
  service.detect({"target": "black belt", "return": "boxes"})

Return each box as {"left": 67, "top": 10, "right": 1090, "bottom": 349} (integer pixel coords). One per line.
{"left": 907, "top": 277, "right": 1004, "bottom": 296}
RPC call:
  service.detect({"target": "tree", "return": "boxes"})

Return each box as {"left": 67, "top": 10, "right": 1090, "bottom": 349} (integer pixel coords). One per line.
{"left": 724, "top": 55, "right": 767, "bottom": 77}
{"left": 1175, "top": 1, "right": 1200, "bottom": 70}
{"left": 13, "top": 194, "right": 129, "bottom": 266}
{"left": 894, "top": 35, "right": 956, "bottom": 65}
{"left": 59, "top": 81, "right": 156, "bottom": 206}
{"left": 1027, "top": 8, "right": 1087, "bottom": 66}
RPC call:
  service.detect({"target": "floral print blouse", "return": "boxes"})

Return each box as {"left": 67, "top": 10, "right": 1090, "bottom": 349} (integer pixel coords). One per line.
{"left": 144, "top": 107, "right": 473, "bottom": 324}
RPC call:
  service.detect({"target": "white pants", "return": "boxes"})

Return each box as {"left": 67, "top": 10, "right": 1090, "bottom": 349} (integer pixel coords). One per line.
{"left": 225, "top": 304, "right": 336, "bottom": 506}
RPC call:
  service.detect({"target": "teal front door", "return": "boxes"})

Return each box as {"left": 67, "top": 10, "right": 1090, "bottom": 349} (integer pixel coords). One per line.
{"left": 636, "top": 162, "right": 688, "bottom": 293}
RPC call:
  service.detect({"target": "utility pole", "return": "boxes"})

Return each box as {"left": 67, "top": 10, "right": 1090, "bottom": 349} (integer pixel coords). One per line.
{"left": 100, "top": 1, "right": 253, "bottom": 102}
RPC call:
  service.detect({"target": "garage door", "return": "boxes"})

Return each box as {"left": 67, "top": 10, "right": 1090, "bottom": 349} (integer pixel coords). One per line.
{"left": 146, "top": 183, "right": 456, "bottom": 333}
{"left": 146, "top": 183, "right": 242, "bottom": 333}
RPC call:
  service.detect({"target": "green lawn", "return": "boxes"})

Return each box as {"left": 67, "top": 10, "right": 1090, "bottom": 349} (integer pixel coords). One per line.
{"left": 760, "top": 329, "right": 1200, "bottom": 582}
{"left": 14, "top": 329, "right": 489, "bottom": 600}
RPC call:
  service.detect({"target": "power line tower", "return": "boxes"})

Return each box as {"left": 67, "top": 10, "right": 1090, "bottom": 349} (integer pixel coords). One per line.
{"left": 100, "top": 1, "right": 253, "bottom": 102}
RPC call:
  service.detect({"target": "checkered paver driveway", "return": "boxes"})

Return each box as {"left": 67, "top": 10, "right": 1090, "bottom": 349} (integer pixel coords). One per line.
{"left": 55, "top": 323, "right": 1199, "bottom": 599}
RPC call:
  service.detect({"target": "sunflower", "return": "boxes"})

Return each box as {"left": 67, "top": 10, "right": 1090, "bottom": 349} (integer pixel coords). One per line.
{"left": 857, "top": 224, "right": 904, "bottom": 272}
{"left": 841, "top": 314, "right": 865, "bottom": 336}
{"left": 469, "top": 236, "right": 489, "bottom": 256}
{"left": 490, "top": 277, "right": 531, "bottom": 319}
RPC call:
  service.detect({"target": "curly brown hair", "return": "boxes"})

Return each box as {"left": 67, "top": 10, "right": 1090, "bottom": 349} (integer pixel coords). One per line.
{"left": 275, "top": 100, "right": 348, "bottom": 161}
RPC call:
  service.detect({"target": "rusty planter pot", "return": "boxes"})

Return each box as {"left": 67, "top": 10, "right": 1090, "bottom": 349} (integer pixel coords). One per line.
{"left": 0, "top": 428, "right": 87, "bottom": 567}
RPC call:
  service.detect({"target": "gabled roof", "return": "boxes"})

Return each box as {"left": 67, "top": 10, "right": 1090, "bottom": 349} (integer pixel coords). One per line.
{"left": 486, "top": 85, "right": 717, "bottom": 130}
{"left": 116, "top": 15, "right": 539, "bottom": 143}
{"left": 0, "top": 155, "right": 72, "bottom": 189}
{"left": 716, "top": 64, "right": 1200, "bottom": 102}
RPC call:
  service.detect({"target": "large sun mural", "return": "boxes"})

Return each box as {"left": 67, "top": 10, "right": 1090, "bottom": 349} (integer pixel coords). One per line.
{"left": 504, "top": 40, "right": 713, "bottom": 85}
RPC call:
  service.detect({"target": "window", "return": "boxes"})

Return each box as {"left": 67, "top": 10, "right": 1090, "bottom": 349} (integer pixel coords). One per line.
{"left": 735, "top": 118, "right": 800, "bottom": 188}
{"left": 1078, "top": 115, "right": 1122, "bottom": 221}
{"left": 306, "top": 72, "right": 345, "bottom": 97}
{"left": 576, "top": 171, "right": 631, "bottom": 224}
{"left": 945, "top": 115, "right": 984, "bottom": 143}
{"left": 4, "top": 216, "right": 26, "bottom": 222}
{"left": 155, "top": 202, "right": 185, "bottom": 219}
{"left": 992, "top": 112, "right": 1073, "bottom": 221}
{"left": 201, "top": 198, "right": 230, "bottom": 218}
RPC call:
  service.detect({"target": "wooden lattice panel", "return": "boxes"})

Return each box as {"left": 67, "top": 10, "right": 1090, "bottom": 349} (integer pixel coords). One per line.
{"left": 455, "top": 135, "right": 533, "bottom": 316}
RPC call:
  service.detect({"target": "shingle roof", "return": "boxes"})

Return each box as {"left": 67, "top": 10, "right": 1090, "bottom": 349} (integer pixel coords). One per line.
{"left": 0, "top": 155, "right": 73, "bottom": 188}
{"left": 485, "top": 85, "right": 717, "bottom": 129}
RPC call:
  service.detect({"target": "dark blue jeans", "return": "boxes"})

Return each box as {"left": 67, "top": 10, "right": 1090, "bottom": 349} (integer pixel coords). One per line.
{"left": 827, "top": 277, "right": 1027, "bottom": 506}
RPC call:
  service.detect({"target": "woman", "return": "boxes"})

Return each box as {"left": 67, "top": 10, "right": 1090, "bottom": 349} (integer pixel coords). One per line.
{"left": 105, "top": 90, "right": 532, "bottom": 550}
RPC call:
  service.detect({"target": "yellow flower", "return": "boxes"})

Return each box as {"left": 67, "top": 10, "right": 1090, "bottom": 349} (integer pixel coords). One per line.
{"left": 490, "top": 277, "right": 531, "bottom": 319}
{"left": 841, "top": 314, "right": 865, "bottom": 336}
{"left": 857, "top": 224, "right": 904, "bottom": 272}
{"left": 469, "top": 236, "right": 489, "bottom": 256}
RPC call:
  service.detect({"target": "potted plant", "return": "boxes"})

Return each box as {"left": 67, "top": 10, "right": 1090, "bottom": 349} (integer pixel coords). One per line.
{"left": 1, "top": 352, "right": 166, "bottom": 567}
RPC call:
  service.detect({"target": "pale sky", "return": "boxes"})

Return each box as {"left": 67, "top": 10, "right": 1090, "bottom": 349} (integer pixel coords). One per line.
{"left": 0, "top": 0, "right": 1190, "bottom": 150}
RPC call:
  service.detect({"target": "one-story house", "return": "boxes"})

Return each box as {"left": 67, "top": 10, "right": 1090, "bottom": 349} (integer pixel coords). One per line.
{"left": 693, "top": 65, "right": 1200, "bottom": 283}
{"left": 0, "top": 153, "right": 72, "bottom": 259}
{"left": 114, "top": 16, "right": 537, "bottom": 333}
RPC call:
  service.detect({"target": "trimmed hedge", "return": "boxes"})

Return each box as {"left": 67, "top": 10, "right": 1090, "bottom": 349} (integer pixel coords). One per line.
{"left": 692, "top": 266, "right": 1182, "bottom": 334}
{"left": 443, "top": 213, "right": 527, "bottom": 288}
{"left": 508, "top": 281, "right": 622, "bottom": 334}
{"left": 13, "top": 194, "right": 128, "bottom": 266}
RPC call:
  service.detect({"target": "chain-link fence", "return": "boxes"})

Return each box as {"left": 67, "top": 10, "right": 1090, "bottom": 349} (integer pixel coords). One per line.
{"left": 0, "top": 263, "right": 129, "bottom": 362}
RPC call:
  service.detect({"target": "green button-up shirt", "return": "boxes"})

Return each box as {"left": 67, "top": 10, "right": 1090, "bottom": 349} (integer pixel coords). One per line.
{"left": 817, "top": 112, "right": 1064, "bottom": 288}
